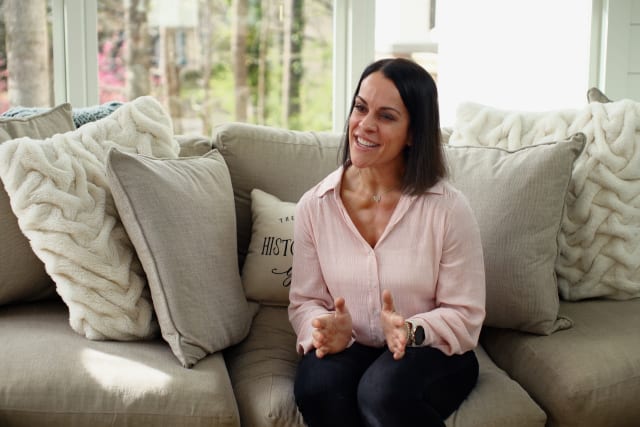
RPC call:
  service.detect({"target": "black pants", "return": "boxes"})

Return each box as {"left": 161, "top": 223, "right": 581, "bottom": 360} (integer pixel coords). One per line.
{"left": 293, "top": 343, "right": 478, "bottom": 427}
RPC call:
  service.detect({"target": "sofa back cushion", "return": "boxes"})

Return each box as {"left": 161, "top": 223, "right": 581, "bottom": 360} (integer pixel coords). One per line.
{"left": 0, "top": 103, "right": 76, "bottom": 306}
{"left": 211, "top": 123, "right": 342, "bottom": 269}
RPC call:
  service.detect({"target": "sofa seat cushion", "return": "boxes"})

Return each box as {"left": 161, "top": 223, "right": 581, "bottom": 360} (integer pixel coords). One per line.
{"left": 224, "top": 305, "right": 546, "bottom": 427}
{"left": 481, "top": 299, "right": 640, "bottom": 427}
{"left": 0, "top": 301, "right": 240, "bottom": 427}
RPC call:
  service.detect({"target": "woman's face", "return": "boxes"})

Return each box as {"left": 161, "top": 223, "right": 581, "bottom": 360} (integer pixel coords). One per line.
{"left": 348, "top": 71, "right": 410, "bottom": 171}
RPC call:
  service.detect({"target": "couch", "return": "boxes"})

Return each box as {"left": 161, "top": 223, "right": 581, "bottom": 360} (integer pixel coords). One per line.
{"left": 0, "top": 90, "right": 638, "bottom": 427}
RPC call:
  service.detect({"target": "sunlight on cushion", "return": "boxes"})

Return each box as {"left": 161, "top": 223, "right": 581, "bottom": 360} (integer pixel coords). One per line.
{"left": 82, "top": 348, "right": 171, "bottom": 394}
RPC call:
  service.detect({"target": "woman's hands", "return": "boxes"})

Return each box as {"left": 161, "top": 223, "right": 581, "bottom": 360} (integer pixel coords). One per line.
{"left": 381, "top": 289, "right": 408, "bottom": 360}
{"left": 311, "top": 291, "right": 409, "bottom": 360}
{"left": 311, "top": 297, "right": 353, "bottom": 358}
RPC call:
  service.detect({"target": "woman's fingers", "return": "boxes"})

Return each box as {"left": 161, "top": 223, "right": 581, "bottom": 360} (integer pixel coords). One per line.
{"left": 381, "top": 289, "right": 394, "bottom": 312}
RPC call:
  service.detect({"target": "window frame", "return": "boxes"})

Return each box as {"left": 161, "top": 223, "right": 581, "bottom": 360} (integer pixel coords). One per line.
{"left": 52, "top": 0, "right": 99, "bottom": 108}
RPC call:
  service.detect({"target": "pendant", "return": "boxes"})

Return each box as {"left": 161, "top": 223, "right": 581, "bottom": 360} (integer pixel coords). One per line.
{"left": 372, "top": 194, "right": 382, "bottom": 203}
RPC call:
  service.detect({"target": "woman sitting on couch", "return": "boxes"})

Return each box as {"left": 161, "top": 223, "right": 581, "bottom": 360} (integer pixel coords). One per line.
{"left": 288, "top": 57, "right": 486, "bottom": 427}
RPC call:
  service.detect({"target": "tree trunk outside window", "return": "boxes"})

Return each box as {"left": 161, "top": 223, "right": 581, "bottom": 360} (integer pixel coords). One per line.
{"left": 125, "top": 0, "right": 152, "bottom": 99}
{"left": 3, "top": 0, "right": 50, "bottom": 108}
{"left": 231, "top": 0, "right": 249, "bottom": 122}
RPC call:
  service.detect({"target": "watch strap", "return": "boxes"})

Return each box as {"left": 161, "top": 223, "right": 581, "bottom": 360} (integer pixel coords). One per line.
{"left": 404, "top": 321, "right": 414, "bottom": 346}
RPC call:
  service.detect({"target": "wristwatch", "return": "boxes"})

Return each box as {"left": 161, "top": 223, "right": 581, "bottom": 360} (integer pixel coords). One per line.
{"left": 404, "top": 321, "right": 425, "bottom": 346}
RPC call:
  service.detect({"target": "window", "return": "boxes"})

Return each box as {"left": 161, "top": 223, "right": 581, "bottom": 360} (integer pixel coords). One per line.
{"left": 373, "top": 0, "right": 595, "bottom": 126}
{"left": 0, "top": 1, "right": 604, "bottom": 131}
{"left": 96, "top": 0, "right": 333, "bottom": 133}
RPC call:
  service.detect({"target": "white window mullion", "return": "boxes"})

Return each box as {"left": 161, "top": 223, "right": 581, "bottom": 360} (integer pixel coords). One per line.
{"left": 589, "top": 0, "right": 605, "bottom": 89}
{"left": 52, "top": 0, "right": 67, "bottom": 106}
{"left": 52, "top": 0, "right": 99, "bottom": 107}
{"left": 597, "top": 0, "right": 634, "bottom": 98}
{"left": 332, "top": 0, "right": 375, "bottom": 132}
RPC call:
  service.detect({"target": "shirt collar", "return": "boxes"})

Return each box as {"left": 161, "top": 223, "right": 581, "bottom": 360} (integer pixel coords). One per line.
{"left": 316, "top": 166, "right": 345, "bottom": 198}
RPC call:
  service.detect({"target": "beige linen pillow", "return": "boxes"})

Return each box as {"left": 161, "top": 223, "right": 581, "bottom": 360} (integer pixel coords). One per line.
{"left": 445, "top": 134, "right": 585, "bottom": 334}
{"left": 106, "top": 148, "right": 253, "bottom": 368}
{"left": 0, "top": 103, "right": 75, "bottom": 305}
{"left": 242, "top": 189, "right": 296, "bottom": 306}
{"left": 0, "top": 103, "right": 75, "bottom": 141}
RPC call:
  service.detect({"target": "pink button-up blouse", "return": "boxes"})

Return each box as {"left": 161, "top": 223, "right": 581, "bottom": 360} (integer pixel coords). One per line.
{"left": 288, "top": 166, "right": 486, "bottom": 356}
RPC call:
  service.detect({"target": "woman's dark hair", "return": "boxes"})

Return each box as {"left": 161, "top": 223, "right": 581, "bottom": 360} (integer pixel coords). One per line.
{"left": 339, "top": 58, "right": 447, "bottom": 195}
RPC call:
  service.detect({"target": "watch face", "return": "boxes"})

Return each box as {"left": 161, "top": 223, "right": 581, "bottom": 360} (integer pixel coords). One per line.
{"left": 414, "top": 325, "right": 425, "bottom": 345}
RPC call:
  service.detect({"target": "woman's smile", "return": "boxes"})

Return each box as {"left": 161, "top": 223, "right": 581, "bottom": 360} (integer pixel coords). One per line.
{"left": 354, "top": 136, "right": 379, "bottom": 149}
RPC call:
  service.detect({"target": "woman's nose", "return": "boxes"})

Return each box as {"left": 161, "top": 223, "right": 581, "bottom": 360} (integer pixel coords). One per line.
{"left": 360, "top": 114, "right": 375, "bottom": 131}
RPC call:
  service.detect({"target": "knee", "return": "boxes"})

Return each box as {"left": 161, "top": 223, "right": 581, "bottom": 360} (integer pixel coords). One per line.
{"left": 357, "top": 382, "right": 443, "bottom": 427}
{"left": 357, "top": 378, "right": 407, "bottom": 420}
{"left": 294, "top": 354, "right": 358, "bottom": 413}
{"left": 357, "top": 363, "right": 423, "bottom": 426}
{"left": 294, "top": 357, "right": 363, "bottom": 427}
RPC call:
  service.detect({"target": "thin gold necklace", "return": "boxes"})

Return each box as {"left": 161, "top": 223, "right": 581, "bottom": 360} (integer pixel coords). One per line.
{"left": 357, "top": 169, "right": 399, "bottom": 203}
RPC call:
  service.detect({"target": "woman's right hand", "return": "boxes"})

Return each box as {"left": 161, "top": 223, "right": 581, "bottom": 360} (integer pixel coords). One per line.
{"left": 311, "top": 297, "right": 353, "bottom": 358}
{"left": 380, "top": 289, "right": 408, "bottom": 360}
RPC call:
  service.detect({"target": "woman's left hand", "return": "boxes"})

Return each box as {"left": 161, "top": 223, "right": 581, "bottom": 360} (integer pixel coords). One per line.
{"left": 381, "top": 289, "right": 408, "bottom": 360}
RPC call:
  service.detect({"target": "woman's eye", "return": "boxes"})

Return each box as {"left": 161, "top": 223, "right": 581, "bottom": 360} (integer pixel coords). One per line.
{"left": 354, "top": 104, "right": 366, "bottom": 113}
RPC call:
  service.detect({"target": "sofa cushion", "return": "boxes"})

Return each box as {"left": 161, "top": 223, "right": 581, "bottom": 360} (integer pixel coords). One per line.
{"left": 587, "top": 87, "right": 612, "bottom": 103}
{"left": 445, "top": 135, "right": 585, "bottom": 334}
{"left": 224, "top": 305, "right": 546, "bottom": 427}
{"left": 1, "top": 101, "right": 123, "bottom": 128}
{"left": 481, "top": 298, "right": 640, "bottom": 427}
{"left": 0, "top": 102, "right": 75, "bottom": 141}
{"left": 176, "top": 134, "right": 214, "bottom": 157}
{"left": 450, "top": 100, "right": 640, "bottom": 301}
{"left": 224, "top": 306, "right": 306, "bottom": 427}
{"left": 0, "top": 103, "right": 75, "bottom": 306}
{"left": 0, "top": 300, "right": 240, "bottom": 427}
{"left": 0, "top": 96, "right": 179, "bottom": 341}
{"left": 242, "top": 189, "right": 296, "bottom": 306}
{"left": 106, "top": 148, "right": 253, "bottom": 368}
{"left": 211, "top": 123, "right": 342, "bottom": 268}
